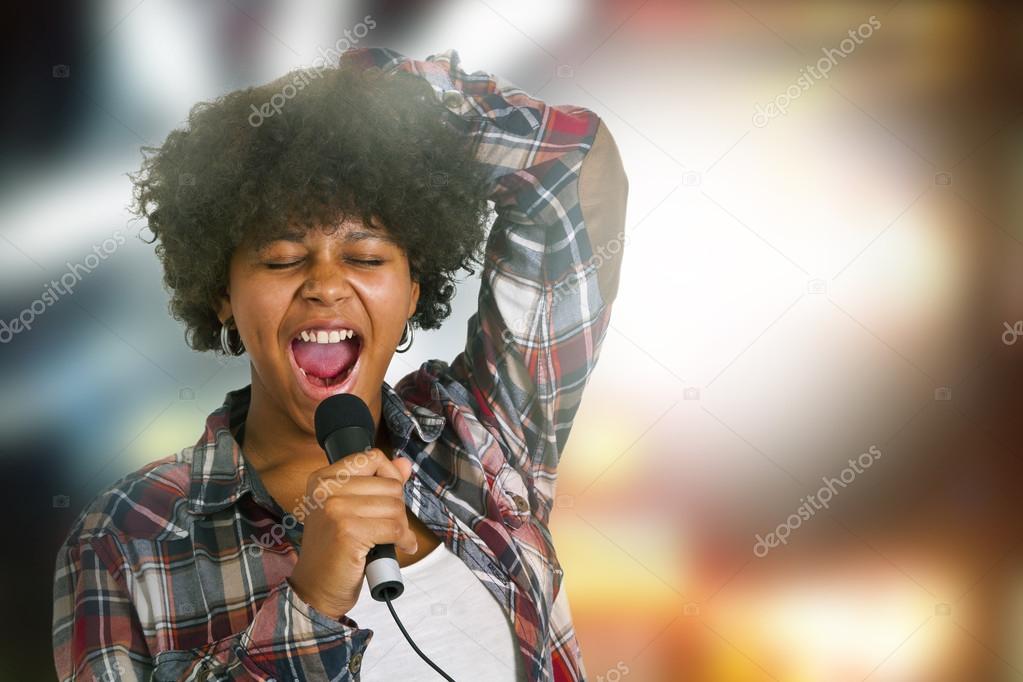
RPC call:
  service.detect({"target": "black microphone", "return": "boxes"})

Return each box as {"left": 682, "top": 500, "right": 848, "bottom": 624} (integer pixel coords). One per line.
{"left": 314, "top": 393, "right": 405, "bottom": 602}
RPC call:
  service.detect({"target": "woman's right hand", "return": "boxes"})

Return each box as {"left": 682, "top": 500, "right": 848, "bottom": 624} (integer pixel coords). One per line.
{"left": 288, "top": 448, "right": 418, "bottom": 619}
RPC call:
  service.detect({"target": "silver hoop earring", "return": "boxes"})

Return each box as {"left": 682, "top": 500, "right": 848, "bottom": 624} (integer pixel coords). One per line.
{"left": 396, "top": 319, "right": 414, "bottom": 353}
{"left": 220, "top": 316, "right": 244, "bottom": 356}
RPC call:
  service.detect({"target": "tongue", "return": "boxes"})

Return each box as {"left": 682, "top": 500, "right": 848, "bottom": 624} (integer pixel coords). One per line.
{"left": 292, "top": 338, "right": 359, "bottom": 379}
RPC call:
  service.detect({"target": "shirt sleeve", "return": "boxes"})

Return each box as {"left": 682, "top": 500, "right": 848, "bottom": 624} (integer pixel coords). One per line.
{"left": 339, "top": 47, "right": 629, "bottom": 509}
{"left": 52, "top": 533, "right": 373, "bottom": 681}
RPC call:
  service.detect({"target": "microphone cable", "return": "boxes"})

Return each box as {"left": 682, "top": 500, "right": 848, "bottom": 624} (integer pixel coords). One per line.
{"left": 383, "top": 595, "right": 457, "bottom": 681}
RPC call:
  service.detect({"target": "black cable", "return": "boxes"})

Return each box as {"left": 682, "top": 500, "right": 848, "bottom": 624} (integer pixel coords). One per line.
{"left": 384, "top": 595, "right": 457, "bottom": 681}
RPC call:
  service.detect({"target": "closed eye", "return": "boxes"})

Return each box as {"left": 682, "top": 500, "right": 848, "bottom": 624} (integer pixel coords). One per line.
{"left": 263, "top": 258, "right": 384, "bottom": 269}
{"left": 264, "top": 260, "right": 302, "bottom": 269}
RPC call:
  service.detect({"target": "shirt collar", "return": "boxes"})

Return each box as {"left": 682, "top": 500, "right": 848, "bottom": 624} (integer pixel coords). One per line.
{"left": 380, "top": 378, "right": 446, "bottom": 445}
{"left": 187, "top": 380, "right": 444, "bottom": 515}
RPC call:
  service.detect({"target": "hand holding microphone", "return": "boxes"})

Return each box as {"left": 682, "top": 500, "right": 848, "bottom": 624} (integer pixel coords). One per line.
{"left": 288, "top": 432, "right": 417, "bottom": 619}
{"left": 289, "top": 394, "right": 458, "bottom": 680}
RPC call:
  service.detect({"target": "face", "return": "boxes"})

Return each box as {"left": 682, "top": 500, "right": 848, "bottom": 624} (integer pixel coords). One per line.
{"left": 217, "top": 218, "right": 419, "bottom": 435}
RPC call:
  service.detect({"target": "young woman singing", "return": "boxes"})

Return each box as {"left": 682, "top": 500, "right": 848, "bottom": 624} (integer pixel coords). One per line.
{"left": 52, "top": 47, "right": 627, "bottom": 681}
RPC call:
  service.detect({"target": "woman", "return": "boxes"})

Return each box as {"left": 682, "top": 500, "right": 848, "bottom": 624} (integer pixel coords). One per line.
{"left": 52, "top": 46, "right": 627, "bottom": 681}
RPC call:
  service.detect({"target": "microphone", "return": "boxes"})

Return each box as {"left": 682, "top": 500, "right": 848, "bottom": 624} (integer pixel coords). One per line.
{"left": 314, "top": 393, "right": 405, "bottom": 602}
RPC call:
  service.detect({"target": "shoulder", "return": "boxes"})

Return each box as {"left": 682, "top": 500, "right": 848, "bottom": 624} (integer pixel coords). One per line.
{"left": 61, "top": 448, "right": 195, "bottom": 554}
{"left": 395, "top": 358, "right": 482, "bottom": 415}
{"left": 394, "top": 358, "right": 509, "bottom": 434}
{"left": 396, "top": 359, "right": 520, "bottom": 456}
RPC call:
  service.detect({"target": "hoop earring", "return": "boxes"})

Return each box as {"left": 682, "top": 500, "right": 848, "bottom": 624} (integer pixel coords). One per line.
{"left": 220, "top": 316, "right": 245, "bottom": 356}
{"left": 396, "top": 319, "right": 414, "bottom": 353}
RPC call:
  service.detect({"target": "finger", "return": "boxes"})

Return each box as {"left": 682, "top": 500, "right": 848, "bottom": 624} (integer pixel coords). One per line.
{"left": 308, "top": 473, "right": 404, "bottom": 501}
{"left": 348, "top": 494, "right": 408, "bottom": 520}
{"left": 368, "top": 450, "right": 406, "bottom": 485}
{"left": 309, "top": 448, "right": 403, "bottom": 486}
{"left": 355, "top": 517, "right": 418, "bottom": 555}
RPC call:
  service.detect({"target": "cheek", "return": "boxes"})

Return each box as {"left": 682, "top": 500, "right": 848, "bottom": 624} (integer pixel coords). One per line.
{"left": 356, "top": 277, "right": 413, "bottom": 341}
{"left": 232, "top": 276, "right": 293, "bottom": 347}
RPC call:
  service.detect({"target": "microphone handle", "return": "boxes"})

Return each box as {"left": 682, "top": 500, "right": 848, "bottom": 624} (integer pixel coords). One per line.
{"left": 322, "top": 426, "right": 405, "bottom": 602}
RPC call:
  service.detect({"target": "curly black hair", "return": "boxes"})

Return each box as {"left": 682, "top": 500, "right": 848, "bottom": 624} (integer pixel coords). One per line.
{"left": 128, "top": 58, "right": 493, "bottom": 354}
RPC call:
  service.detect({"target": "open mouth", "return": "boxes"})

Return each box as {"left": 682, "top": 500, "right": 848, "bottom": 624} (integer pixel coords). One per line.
{"left": 288, "top": 327, "right": 363, "bottom": 392}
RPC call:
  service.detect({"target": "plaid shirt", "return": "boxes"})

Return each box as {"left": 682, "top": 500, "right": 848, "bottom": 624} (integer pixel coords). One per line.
{"left": 53, "top": 47, "right": 627, "bottom": 681}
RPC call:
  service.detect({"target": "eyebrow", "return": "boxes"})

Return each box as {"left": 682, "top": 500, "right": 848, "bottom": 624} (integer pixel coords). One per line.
{"left": 264, "top": 227, "right": 398, "bottom": 247}
{"left": 342, "top": 229, "right": 398, "bottom": 245}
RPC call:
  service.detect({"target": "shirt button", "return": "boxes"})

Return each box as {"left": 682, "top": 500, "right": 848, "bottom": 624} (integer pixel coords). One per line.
{"left": 510, "top": 493, "right": 529, "bottom": 513}
{"left": 441, "top": 89, "right": 465, "bottom": 109}
{"left": 349, "top": 651, "right": 363, "bottom": 674}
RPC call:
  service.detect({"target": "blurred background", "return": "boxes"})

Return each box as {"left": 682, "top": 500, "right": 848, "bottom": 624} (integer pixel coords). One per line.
{"left": 2, "top": 0, "right": 1021, "bottom": 680}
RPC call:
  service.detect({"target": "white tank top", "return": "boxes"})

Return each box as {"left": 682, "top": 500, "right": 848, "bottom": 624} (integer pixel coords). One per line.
{"left": 344, "top": 541, "right": 528, "bottom": 680}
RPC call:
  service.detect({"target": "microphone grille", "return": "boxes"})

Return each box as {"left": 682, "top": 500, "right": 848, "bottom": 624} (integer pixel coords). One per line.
{"left": 314, "top": 393, "right": 376, "bottom": 449}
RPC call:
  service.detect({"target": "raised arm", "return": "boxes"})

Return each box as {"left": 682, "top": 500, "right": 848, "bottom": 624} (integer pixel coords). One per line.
{"left": 340, "top": 48, "right": 629, "bottom": 516}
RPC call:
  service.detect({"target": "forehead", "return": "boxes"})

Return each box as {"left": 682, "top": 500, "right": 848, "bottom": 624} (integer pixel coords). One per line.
{"left": 254, "top": 220, "right": 398, "bottom": 250}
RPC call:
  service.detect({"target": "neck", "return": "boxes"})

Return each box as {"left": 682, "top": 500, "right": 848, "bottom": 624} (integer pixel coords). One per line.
{"left": 241, "top": 367, "right": 387, "bottom": 476}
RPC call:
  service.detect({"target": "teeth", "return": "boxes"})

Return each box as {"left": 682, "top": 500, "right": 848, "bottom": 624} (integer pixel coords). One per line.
{"left": 296, "top": 328, "right": 356, "bottom": 344}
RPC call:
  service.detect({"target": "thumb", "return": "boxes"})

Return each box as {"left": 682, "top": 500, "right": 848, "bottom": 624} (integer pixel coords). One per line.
{"left": 393, "top": 455, "right": 413, "bottom": 483}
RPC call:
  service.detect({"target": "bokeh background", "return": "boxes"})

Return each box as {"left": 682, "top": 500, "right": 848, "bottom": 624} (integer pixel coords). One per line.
{"left": 2, "top": 1, "right": 1022, "bottom": 680}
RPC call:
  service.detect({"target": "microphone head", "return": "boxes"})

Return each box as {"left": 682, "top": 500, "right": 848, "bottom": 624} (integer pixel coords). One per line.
{"left": 314, "top": 393, "right": 376, "bottom": 450}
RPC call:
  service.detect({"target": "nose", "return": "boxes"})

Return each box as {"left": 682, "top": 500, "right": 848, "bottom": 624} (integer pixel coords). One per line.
{"left": 300, "top": 255, "right": 354, "bottom": 306}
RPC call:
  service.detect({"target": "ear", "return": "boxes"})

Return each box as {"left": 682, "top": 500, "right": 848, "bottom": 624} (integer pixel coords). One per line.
{"left": 407, "top": 278, "right": 420, "bottom": 319}
{"left": 217, "top": 284, "right": 232, "bottom": 325}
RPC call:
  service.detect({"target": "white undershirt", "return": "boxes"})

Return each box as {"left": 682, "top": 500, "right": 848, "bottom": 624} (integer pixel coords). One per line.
{"left": 344, "top": 541, "right": 528, "bottom": 681}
